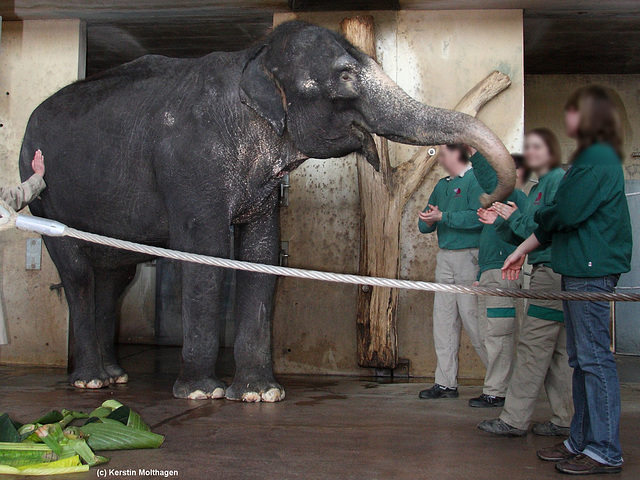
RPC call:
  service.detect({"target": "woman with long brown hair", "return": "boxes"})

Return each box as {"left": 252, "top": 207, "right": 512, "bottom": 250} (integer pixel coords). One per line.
{"left": 477, "top": 127, "right": 573, "bottom": 436}
{"left": 503, "top": 85, "right": 632, "bottom": 474}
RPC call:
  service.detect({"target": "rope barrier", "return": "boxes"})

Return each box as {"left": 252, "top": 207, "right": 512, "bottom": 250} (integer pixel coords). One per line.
{"left": 0, "top": 198, "right": 638, "bottom": 303}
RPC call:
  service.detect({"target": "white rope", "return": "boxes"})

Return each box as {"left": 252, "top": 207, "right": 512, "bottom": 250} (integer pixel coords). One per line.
{"left": 1, "top": 198, "right": 638, "bottom": 303}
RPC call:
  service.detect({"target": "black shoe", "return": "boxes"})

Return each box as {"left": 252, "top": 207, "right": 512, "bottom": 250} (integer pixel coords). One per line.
{"left": 532, "top": 421, "right": 570, "bottom": 437}
{"left": 468, "top": 394, "right": 505, "bottom": 408}
{"left": 418, "top": 384, "right": 459, "bottom": 399}
{"left": 477, "top": 418, "right": 527, "bottom": 437}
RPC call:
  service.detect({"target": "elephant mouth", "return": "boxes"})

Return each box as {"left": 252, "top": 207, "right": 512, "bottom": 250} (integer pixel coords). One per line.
{"left": 351, "top": 122, "right": 380, "bottom": 171}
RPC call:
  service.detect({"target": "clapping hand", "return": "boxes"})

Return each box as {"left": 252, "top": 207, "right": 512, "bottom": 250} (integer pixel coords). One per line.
{"left": 492, "top": 201, "right": 518, "bottom": 221}
{"left": 477, "top": 207, "right": 498, "bottom": 225}
{"left": 419, "top": 204, "right": 443, "bottom": 226}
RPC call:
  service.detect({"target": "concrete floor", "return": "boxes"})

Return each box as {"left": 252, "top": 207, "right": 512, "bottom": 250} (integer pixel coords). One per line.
{"left": 1, "top": 347, "right": 640, "bottom": 480}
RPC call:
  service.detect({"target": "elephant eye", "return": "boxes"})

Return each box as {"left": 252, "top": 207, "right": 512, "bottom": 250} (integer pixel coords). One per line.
{"left": 340, "top": 72, "right": 352, "bottom": 82}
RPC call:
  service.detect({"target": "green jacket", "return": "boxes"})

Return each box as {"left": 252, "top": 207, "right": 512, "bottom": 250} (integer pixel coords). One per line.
{"left": 534, "top": 143, "right": 632, "bottom": 277}
{"left": 470, "top": 152, "right": 528, "bottom": 276}
{"left": 418, "top": 165, "right": 483, "bottom": 250}
{"left": 495, "top": 167, "right": 565, "bottom": 266}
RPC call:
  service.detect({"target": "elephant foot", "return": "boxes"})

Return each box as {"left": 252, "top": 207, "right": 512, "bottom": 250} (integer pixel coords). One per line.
{"left": 173, "top": 376, "right": 226, "bottom": 400}
{"left": 104, "top": 363, "right": 129, "bottom": 385}
{"left": 69, "top": 367, "right": 111, "bottom": 389}
{"left": 225, "top": 377, "right": 286, "bottom": 403}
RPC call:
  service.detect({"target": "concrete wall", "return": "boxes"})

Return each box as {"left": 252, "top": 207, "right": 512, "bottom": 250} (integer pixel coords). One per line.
{"left": 272, "top": 10, "right": 524, "bottom": 378}
{"left": 0, "top": 19, "right": 85, "bottom": 366}
{"left": 525, "top": 74, "right": 640, "bottom": 178}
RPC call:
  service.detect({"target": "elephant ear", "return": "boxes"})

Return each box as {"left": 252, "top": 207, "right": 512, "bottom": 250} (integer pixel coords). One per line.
{"left": 240, "top": 46, "right": 287, "bottom": 136}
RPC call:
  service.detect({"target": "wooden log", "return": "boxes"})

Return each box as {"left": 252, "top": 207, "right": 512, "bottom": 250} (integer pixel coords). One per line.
{"left": 341, "top": 15, "right": 399, "bottom": 368}
{"left": 340, "top": 15, "right": 511, "bottom": 369}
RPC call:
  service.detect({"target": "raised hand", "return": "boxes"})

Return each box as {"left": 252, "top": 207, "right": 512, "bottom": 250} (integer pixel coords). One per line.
{"left": 32, "top": 150, "right": 45, "bottom": 177}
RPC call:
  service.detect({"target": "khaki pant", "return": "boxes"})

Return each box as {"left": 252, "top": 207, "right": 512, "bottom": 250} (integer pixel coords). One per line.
{"left": 500, "top": 265, "right": 574, "bottom": 430}
{"left": 433, "top": 248, "right": 487, "bottom": 388}
{"left": 478, "top": 269, "right": 522, "bottom": 397}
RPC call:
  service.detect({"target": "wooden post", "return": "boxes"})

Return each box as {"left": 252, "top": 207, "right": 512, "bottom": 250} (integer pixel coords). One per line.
{"left": 340, "top": 15, "right": 512, "bottom": 369}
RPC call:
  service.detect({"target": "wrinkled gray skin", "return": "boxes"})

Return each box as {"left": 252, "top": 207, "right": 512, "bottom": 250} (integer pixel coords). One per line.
{"left": 19, "top": 21, "right": 514, "bottom": 402}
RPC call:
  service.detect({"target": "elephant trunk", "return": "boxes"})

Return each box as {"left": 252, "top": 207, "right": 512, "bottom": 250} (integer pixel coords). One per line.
{"left": 357, "top": 59, "right": 515, "bottom": 206}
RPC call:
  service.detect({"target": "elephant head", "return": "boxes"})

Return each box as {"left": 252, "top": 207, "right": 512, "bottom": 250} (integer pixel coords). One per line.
{"left": 240, "top": 21, "right": 515, "bottom": 204}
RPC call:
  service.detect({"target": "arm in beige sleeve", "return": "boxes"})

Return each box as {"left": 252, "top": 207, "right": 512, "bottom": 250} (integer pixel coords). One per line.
{"left": 0, "top": 174, "right": 46, "bottom": 212}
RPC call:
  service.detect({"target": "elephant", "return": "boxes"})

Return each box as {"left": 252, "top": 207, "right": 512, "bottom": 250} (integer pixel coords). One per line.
{"left": 19, "top": 20, "right": 514, "bottom": 402}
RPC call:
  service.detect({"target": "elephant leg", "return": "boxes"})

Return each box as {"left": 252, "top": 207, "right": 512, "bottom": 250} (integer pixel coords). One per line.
{"left": 44, "top": 237, "right": 110, "bottom": 389}
{"left": 172, "top": 222, "right": 230, "bottom": 400}
{"left": 94, "top": 266, "right": 137, "bottom": 384}
{"left": 226, "top": 209, "right": 283, "bottom": 403}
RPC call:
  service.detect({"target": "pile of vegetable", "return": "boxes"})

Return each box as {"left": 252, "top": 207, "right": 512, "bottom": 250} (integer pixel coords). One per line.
{"left": 0, "top": 400, "right": 164, "bottom": 475}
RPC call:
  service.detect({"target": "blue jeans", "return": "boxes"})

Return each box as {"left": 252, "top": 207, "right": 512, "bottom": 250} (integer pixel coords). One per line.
{"left": 562, "top": 275, "right": 622, "bottom": 467}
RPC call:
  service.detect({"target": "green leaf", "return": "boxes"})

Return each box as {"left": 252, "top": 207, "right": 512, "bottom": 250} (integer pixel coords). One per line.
{"left": 81, "top": 421, "right": 164, "bottom": 451}
{"left": 0, "top": 465, "right": 21, "bottom": 474}
{"left": 68, "top": 438, "right": 109, "bottom": 466}
{"left": 33, "top": 411, "right": 64, "bottom": 426}
{"left": 0, "top": 450, "right": 54, "bottom": 467}
{"left": 88, "top": 407, "right": 111, "bottom": 419}
{"left": 18, "top": 454, "right": 83, "bottom": 470}
{"left": 61, "top": 409, "right": 88, "bottom": 420}
{"left": 126, "top": 410, "right": 151, "bottom": 432}
{"left": 59, "top": 410, "right": 88, "bottom": 429}
{"left": 17, "top": 465, "right": 89, "bottom": 475}
{"left": 106, "top": 406, "right": 150, "bottom": 431}
{"left": 17, "top": 424, "right": 36, "bottom": 437}
{"left": 8, "top": 459, "right": 90, "bottom": 475}
{"left": 0, "top": 442, "right": 62, "bottom": 467}
{"left": 0, "top": 414, "right": 22, "bottom": 443}
{"left": 101, "top": 400, "right": 124, "bottom": 411}
{"left": 62, "top": 426, "right": 84, "bottom": 440}
{"left": 38, "top": 424, "right": 65, "bottom": 456}
{"left": 0, "top": 442, "right": 52, "bottom": 451}
{"left": 106, "top": 406, "right": 130, "bottom": 425}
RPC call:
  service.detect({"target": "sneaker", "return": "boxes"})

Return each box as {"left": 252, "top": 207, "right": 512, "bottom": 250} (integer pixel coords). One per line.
{"left": 468, "top": 394, "right": 505, "bottom": 408}
{"left": 532, "top": 421, "right": 570, "bottom": 437}
{"left": 418, "top": 384, "right": 459, "bottom": 399}
{"left": 556, "top": 454, "right": 622, "bottom": 475}
{"left": 477, "top": 418, "right": 527, "bottom": 437}
{"left": 537, "top": 442, "right": 576, "bottom": 462}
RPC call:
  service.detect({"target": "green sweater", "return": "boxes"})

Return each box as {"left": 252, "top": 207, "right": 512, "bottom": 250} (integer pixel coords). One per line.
{"left": 418, "top": 166, "right": 483, "bottom": 250}
{"left": 534, "top": 143, "right": 632, "bottom": 277}
{"left": 495, "top": 167, "right": 565, "bottom": 266}
{"left": 470, "top": 152, "right": 529, "bottom": 275}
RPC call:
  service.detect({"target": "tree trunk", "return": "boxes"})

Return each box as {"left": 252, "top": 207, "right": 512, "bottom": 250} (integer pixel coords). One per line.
{"left": 340, "top": 15, "right": 512, "bottom": 369}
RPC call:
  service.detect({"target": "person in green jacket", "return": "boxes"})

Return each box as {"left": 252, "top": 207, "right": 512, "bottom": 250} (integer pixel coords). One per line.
{"left": 417, "top": 144, "right": 487, "bottom": 400}
{"left": 504, "top": 86, "right": 631, "bottom": 475}
{"left": 466, "top": 152, "right": 528, "bottom": 408}
{"left": 478, "top": 128, "right": 573, "bottom": 437}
